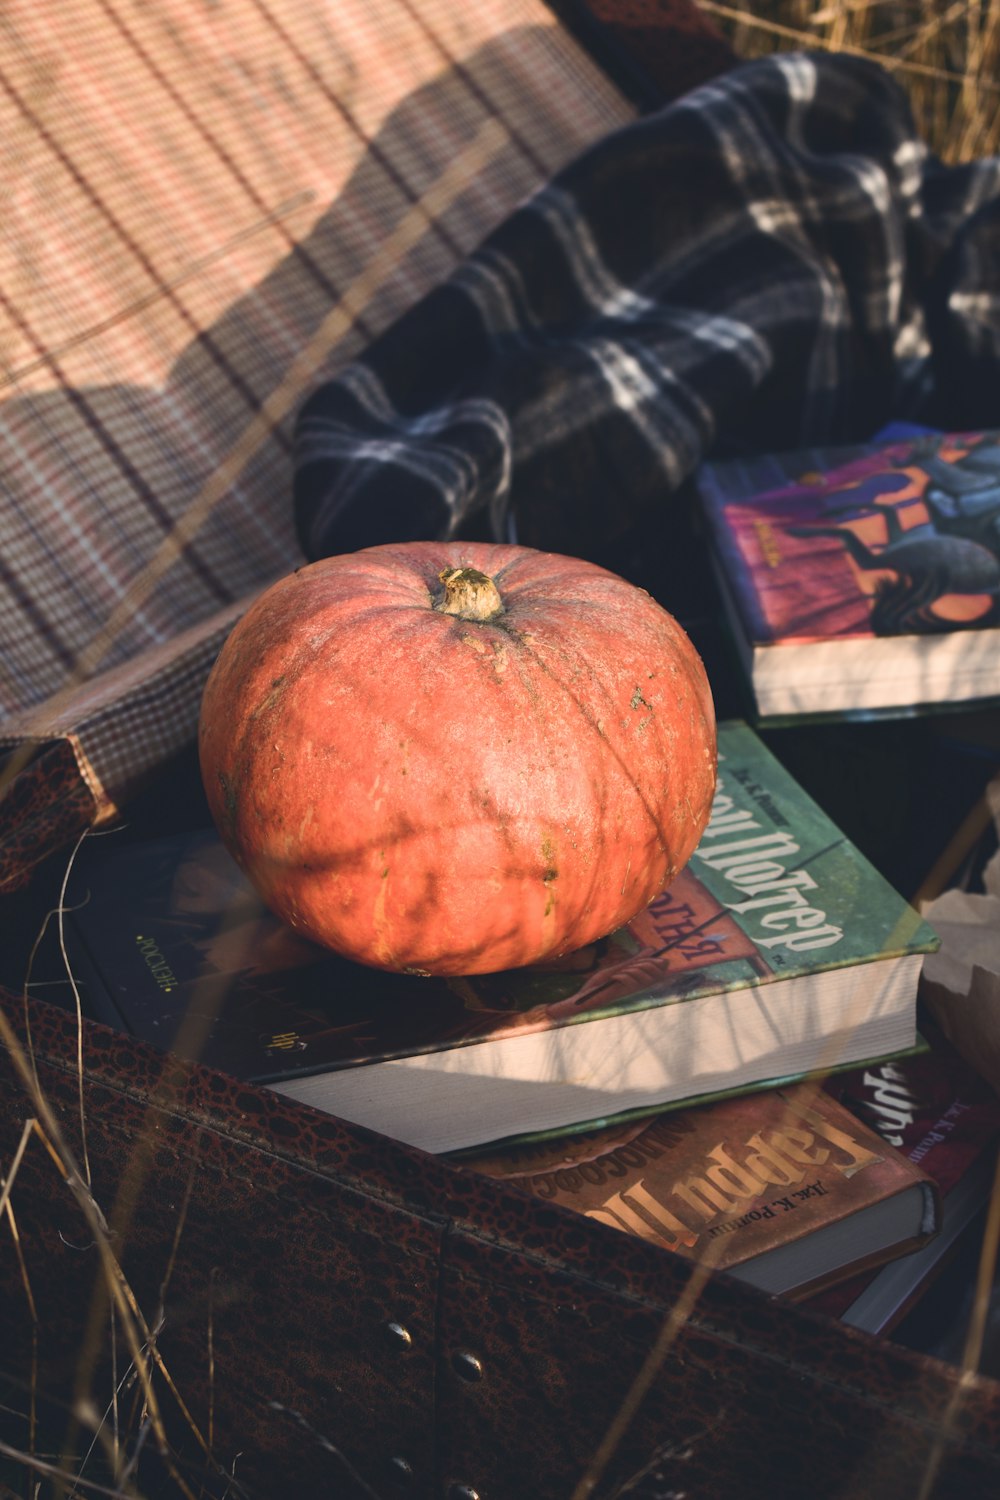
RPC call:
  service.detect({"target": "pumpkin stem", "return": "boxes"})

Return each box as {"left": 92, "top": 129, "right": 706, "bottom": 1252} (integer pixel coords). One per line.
{"left": 435, "top": 566, "right": 504, "bottom": 622}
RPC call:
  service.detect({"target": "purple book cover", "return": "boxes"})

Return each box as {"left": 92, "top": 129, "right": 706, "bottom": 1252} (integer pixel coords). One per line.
{"left": 698, "top": 428, "right": 1000, "bottom": 646}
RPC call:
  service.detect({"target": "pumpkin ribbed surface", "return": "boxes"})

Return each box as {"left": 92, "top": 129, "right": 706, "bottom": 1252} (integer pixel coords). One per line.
{"left": 198, "top": 541, "right": 716, "bottom": 975}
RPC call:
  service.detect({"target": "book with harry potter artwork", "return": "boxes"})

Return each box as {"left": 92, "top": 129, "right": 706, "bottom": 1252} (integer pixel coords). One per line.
{"left": 62, "top": 721, "right": 937, "bottom": 1155}
{"left": 696, "top": 426, "right": 1000, "bottom": 720}
{"left": 800, "top": 1030, "right": 1000, "bottom": 1333}
{"left": 459, "top": 1081, "right": 942, "bottom": 1298}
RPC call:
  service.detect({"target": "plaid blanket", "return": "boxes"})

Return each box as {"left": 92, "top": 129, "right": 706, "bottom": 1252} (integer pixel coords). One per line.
{"left": 0, "top": 0, "right": 636, "bottom": 845}
{"left": 295, "top": 49, "right": 1000, "bottom": 566}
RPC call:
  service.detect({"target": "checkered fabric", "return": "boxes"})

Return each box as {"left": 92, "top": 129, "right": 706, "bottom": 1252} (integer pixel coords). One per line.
{"left": 295, "top": 50, "right": 1000, "bottom": 569}
{"left": 0, "top": 0, "right": 634, "bottom": 818}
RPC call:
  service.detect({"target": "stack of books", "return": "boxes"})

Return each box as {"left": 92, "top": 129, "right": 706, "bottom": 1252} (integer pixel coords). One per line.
{"left": 459, "top": 1023, "right": 998, "bottom": 1312}
{"left": 62, "top": 719, "right": 975, "bottom": 1306}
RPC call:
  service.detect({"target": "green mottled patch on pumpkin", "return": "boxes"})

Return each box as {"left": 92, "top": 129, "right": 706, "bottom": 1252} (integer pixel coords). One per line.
{"left": 542, "top": 835, "right": 558, "bottom": 916}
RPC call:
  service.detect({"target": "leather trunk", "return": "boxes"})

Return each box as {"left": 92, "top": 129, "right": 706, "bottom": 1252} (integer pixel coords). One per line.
{"left": 1, "top": 984, "right": 998, "bottom": 1500}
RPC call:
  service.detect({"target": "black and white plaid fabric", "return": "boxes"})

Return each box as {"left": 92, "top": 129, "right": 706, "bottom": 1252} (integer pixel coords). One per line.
{"left": 294, "top": 50, "right": 1000, "bottom": 565}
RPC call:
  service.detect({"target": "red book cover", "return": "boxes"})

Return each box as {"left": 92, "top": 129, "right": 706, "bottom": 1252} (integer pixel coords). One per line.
{"left": 461, "top": 1082, "right": 941, "bottom": 1299}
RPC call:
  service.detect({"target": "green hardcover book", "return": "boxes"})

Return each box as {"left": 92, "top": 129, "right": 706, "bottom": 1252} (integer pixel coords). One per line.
{"left": 60, "top": 721, "right": 938, "bottom": 1154}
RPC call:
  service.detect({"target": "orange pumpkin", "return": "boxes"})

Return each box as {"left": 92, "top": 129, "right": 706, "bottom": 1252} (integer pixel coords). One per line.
{"left": 198, "top": 541, "right": 716, "bottom": 975}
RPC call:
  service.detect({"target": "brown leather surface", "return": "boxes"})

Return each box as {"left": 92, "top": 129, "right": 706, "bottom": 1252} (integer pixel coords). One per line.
{"left": 437, "top": 1225, "right": 1000, "bottom": 1499}
{"left": 2, "top": 986, "right": 999, "bottom": 1499}
{"left": 0, "top": 987, "right": 444, "bottom": 1496}
{"left": 0, "top": 739, "right": 96, "bottom": 894}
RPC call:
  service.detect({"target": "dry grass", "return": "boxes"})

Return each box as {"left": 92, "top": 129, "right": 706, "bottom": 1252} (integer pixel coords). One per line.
{"left": 701, "top": 0, "right": 1000, "bottom": 160}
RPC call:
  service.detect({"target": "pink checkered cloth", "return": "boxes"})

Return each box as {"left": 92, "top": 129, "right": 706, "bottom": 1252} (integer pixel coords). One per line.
{"left": 0, "top": 0, "right": 734, "bottom": 888}
{"left": 0, "top": 1, "right": 655, "bottom": 883}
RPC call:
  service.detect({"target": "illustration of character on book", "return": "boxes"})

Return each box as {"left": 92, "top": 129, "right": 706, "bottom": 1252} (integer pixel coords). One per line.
{"left": 783, "top": 432, "right": 1000, "bottom": 635}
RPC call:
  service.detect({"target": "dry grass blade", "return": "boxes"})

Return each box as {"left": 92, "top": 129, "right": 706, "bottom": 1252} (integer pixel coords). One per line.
{"left": 911, "top": 1152, "right": 1000, "bottom": 1500}
{"left": 0, "top": 1119, "right": 42, "bottom": 1228}
{"left": 962, "top": 1151, "right": 1000, "bottom": 1374}
{"left": 2, "top": 1158, "right": 39, "bottom": 1482}
{"left": 0, "top": 1013, "right": 210, "bottom": 1500}
{"left": 701, "top": 0, "right": 1000, "bottom": 159}
{"left": 3, "top": 818, "right": 278, "bottom": 1497}
{"left": 572, "top": 882, "right": 984, "bottom": 1500}
{"left": 571, "top": 1248, "right": 728, "bottom": 1500}
{"left": 265, "top": 1403, "right": 384, "bottom": 1500}
{"left": 54, "top": 829, "right": 94, "bottom": 1190}
{"left": 0, "top": 1440, "right": 143, "bottom": 1500}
